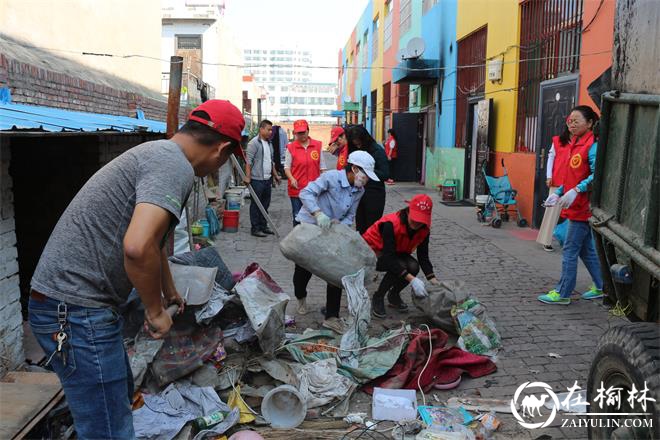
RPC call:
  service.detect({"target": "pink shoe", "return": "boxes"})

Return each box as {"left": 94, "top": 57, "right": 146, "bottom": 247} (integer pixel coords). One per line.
{"left": 433, "top": 375, "right": 462, "bottom": 390}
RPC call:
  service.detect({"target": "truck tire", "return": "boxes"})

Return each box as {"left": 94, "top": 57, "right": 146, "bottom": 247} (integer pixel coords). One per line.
{"left": 587, "top": 323, "right": 660, "bottom": 439}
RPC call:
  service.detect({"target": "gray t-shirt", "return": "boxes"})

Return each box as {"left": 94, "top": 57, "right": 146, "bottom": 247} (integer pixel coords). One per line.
{"left": 31, "top": 140, "right": 195, "bottom": 308}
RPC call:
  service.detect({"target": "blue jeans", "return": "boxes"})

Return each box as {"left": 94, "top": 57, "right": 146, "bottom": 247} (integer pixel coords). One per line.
{"left": 556, "top": 220, "right": 604, "bottom": 298}
{"left": 290, "top": 196, "right": 303, "bottom": 226}
{"left": 249, "top": 178, "right": 272, "bottom": 232}
{"left": 29, "top": 296, "right": 135, "bottom": 440}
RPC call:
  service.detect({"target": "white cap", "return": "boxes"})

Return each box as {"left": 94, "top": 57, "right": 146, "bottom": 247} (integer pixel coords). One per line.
{"left": 347, "top": 150, "right": 379, "bottom": 181}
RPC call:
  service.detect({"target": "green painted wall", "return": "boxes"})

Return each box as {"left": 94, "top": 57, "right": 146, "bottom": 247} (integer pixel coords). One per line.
{"left": 424, "top": 147, "right": 465, "bottom": 199}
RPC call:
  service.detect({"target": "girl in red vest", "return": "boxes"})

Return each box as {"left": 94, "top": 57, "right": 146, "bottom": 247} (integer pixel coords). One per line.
{"left": 328, "top": 126, "right": 349, "bottom": 170}
{"left": 362, "top": 194, "right": 439, "bottom": 318}
{"left": 536, "top": 119, "right": 572, "bottom": 251}
{"left": 384, "top": 129, "right": 398, "bottom": 185}
{"left": 538, "top": 105, "right": 604, "bottom": 305}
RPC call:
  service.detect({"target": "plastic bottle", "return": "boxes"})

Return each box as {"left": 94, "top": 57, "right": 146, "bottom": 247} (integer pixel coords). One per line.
{"left": 193, "top": 411, "right": 227, "bottom": 430}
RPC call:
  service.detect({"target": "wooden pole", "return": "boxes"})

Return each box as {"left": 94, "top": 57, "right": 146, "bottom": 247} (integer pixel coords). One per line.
{"left": 166, "top": 56, "right": 183, "bottom": 139}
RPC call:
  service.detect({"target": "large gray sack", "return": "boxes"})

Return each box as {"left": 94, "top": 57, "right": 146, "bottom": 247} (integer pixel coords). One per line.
{"left": 412, "top": 280, "right": 469, "bottom": 335}
{"left": 279, "top": 223, "right": 377, "bottom": 287}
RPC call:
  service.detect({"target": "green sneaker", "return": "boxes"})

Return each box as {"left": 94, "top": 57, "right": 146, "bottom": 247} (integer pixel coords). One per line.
{"left": 581, "top": 286, "right": 604, "bottom": 300}
{"left": 538, "top": 289, "right": 570, "bottom": 305}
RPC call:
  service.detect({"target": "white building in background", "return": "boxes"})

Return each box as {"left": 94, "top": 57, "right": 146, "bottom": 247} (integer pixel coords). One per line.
{"left": 244, "top": 47, "right": 337, "bottom": 124}
{"left": 161, "top": 0, "right": 243, "bottom": 107}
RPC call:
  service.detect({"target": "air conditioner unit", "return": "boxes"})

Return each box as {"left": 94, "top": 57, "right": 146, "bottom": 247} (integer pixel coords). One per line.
{"left": 488, "top": 59, "right": 503, "bottom": 82}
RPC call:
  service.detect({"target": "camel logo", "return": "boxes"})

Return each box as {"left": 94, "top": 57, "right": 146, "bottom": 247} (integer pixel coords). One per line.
{"left": 570, "top": 153, "right": 582, "bottom": 168}
{"left": 511, "top": 381, "right": 561, "bottom": 429}
{"left": 310, "top": 150, "right": 320, "bottom": 161}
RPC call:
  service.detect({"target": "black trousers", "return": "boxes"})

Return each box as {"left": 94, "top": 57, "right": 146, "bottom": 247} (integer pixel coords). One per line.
{"left": 249, "top": 178, "right": 271, "bottom": 232}
{"left": 293, "top": 264, "right": 342, "bottom": 319}
{"left": 356, "top": 185, "right": 386, "bottom": 235}
{"left": 374, "top": 253, "right": 420, "bottom": 299}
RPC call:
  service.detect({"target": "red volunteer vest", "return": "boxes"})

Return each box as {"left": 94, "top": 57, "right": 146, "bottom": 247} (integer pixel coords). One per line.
{"left": 287, "top": 139, "right": 322, "bottom": 197}
{"left": 385, "top": 136, "right": 398, "bottom": 159}
{"left": 562, "top": 132, "right": 595, "bottom": 222}
{"left": 551, "top": 136, "right": 570, "bottom": 187}
{"left": 362, "top": 211, "right": 430, "bottom": 254}
{"left": 336, "top": 146, "right": 348, "bottom": 170}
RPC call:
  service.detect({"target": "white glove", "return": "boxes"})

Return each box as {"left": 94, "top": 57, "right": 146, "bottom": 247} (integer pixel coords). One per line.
{"left": 410, "top": 278, "right": 428, "bottom": 298}
{"left": 544, "top": 193, "right": 560, "bottom": 207}
{"left": 315, "top": 212, "right": 332, "bottom": 230}
{"left": 558, "top": 189, "right": 578, "bottom": 208}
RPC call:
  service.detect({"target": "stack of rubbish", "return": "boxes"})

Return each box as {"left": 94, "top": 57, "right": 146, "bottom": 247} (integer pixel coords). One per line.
{"left": 120, "top": 224, "right": 504, "bottom": 440}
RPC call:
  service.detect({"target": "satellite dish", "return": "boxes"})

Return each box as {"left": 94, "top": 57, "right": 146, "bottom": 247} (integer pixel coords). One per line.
{"left": 396, "top": 48, "right": 409, "bottom": 61}
{"left": 406, "top": 37, "right": 425, "bottom": 58}
{"left": 343, "top": 94, "right": 353, "bottom": 103}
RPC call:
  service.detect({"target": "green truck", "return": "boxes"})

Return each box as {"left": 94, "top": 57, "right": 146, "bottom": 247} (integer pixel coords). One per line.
{"left": 586, "top": 1, "right": 659, "bottom": 438}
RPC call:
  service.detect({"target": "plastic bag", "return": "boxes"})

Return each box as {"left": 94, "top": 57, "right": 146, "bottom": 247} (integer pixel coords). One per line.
{"left": 412, "top": 281, "right": 469, "bottom": 335}
{"left": 451, "top": 299, "right": 501, "bottom": 357}
{"left": 279, "top": 223, "right": 377, "bottom": 287}
{"left": 553, "top": 219, "right": 568, "bottom": 247}
{"left": 234, "top": 263, "right": 290, "bottom": 355}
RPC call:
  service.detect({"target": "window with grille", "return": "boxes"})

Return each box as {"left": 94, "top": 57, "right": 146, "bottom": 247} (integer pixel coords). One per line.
{"left": 455, "top": 26, "right": 487, "bottom": 148}
{"left": 362, "top": 31, "right": 368, "bottom": 67}
{"left": 400, "top": 0, "right": 412, "bottom": 35}
{"left": 384, "top": 3, "right": 393, "bottom": 51}
{"left": 382, "top": 82, "right": 391, "bottom": 139}
{"left": 515, "top": 0, "right": 584, "bottom": 152}
{"left": 177, "top": 35, "right": 202, "bottom": 49}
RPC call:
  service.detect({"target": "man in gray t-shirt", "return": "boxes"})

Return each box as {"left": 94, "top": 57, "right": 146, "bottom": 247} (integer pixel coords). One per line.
{"left": 28, "top": 100, "right": 245, "bottom": 439}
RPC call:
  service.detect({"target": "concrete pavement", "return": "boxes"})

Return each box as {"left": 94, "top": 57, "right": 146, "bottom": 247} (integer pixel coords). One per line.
{"left": 215, "top": 182, "right": 624, "bottom": 439}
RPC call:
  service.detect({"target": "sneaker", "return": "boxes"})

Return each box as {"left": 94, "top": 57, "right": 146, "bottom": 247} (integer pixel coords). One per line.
{"left": 543, "top": 245, "right": 554, "bottom": 252}
{"left": 297, "top": 298, "right": 309, "bottom": 315}
{"left": 387, "top": 291, "right": 408, "bottom": 311}
{"left": 322, "top": 317, "right": 347, "bottom": 334}
{"left": 262, "top": 228, "right": 275, "bottom": 235}
{"left": 538, "top": 289, "right": 570, "bottom": 305}
{"left": 251, "top": 229, "right": 267, "bottom": 237}
{"left": 372, "top": 296, "right": 386, "bottom": 318}
{"left": 581, "top": 286, "right": 604, "bottom": 300}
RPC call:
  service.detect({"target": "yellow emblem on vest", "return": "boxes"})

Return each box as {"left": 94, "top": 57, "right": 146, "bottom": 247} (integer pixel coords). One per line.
{"left": 570, "top": 153, "right": 582, "bottom": 169}
{"left": 310, "top": 150, "right": 320, "bottom": 161}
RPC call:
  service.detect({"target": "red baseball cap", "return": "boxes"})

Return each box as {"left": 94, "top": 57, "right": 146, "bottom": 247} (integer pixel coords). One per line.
{"left": 188, "top": 100, "right": 246, "bottom": 158}
{"left": 408, "top": 194, "right": 433, "bottom": 226}
{"left": 329, "top": 126, "right": 345, "bottom": 144}
{"left": 293, "top": 119, "right": 309, "bottom": 133}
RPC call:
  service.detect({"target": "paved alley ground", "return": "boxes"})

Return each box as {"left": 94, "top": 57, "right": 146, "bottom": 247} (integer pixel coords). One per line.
{"left": 216, "top": 182, "right": 625, "bottom": 440}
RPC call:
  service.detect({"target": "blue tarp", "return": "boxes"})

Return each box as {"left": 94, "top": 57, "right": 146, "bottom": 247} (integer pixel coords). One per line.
{"left": 0, "top": 101, "right": 166, "bottom": 133}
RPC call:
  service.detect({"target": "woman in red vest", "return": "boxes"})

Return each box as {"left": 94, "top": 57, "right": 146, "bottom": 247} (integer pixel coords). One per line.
{"left": 284, "top": 119, "right": 326, "bottom": 226}
{"left": 362, "top": 194, "right": 439, "bottom": 318}
{"left": 538, "top": 105, "right": 604, "bottom": 305}
{"left": 536, "top": 117, "right": 573, "bottom": 251}
{"left": 328, "top": 126, "right": 349, "bottom": 170}
{"left": 384, "top": 129, "right": 397, "bottom": 185}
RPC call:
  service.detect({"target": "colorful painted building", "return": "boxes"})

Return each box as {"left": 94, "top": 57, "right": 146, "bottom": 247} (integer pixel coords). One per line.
{"left": 338, "top": 0, "right": 615, "bottom": 228}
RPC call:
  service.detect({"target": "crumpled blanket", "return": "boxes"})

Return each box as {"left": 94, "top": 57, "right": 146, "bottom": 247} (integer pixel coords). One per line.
{"left": 364, "top": 328, "right": 496, "bottom": 393}
{"left": 132, "top": 382, "right": 239, "bottom": 440}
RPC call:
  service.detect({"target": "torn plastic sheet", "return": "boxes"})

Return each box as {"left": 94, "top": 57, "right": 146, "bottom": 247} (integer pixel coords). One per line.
{"left": 168, "top": 263, "right": 217, "bottom": 306}
{"left": 412, "top": 280, "right": 469, "bottom": 335}
{"left": 295, "top": 358, "right": 353, "bottom": 408}
{"left": 132, "top": 382, "right": 239, "bottom": 440}
{"left": 339, "top": 269, "right": 371, "bottom": 368}
{"left": 222, "top": 321, "right": 257, "bottom": 344}
{"left": 129, "top": 331, "right": 165, "bottom": 387}
{"left": 169, "top": 247, "right": 235, "bottom": 291}
{"left": 195, "top": 283, "right": 236, "bottom": 324}
{"left": 234, "top": 264, "right": 290, "bottom": 355}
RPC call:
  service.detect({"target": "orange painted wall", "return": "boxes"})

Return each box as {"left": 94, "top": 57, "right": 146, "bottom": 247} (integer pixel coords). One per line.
{"left": 489, "top": 152, "right": 536, "bottom": 224}
{"left": 578, "top": 0, "right": 615, "bottom": 111}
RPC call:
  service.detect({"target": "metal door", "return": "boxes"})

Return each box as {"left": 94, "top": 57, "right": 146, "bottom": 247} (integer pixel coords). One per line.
{"left": 474, "top": 99, "right": 493, "bottom": 197}
{"left": 392, "top": 112, "right": 424, "bottom": 182}
{"left": 533, "top": 76, "right": 578, "bottom": 227}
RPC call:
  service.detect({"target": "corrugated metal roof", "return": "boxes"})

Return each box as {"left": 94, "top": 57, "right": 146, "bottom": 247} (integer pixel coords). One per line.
{"left": 0, "top": 102, "right": 166, "bottom": 133}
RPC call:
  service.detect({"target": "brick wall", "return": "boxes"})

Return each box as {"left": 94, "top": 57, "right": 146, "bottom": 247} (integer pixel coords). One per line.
{"left": 0, "top": 139, "right": 24, "bottom": 376}
{"left": 0, "top": 53, "right": 189, "bottom": 122}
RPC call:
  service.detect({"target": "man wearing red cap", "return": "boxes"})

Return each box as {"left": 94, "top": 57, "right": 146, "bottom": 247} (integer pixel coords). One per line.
{"left": 284, "top": 119, "right": 326, "bottom": 224}
{"left": 328, "top": 125, "right": 348, "bottom": 170}
{"left": 362, "top": 194, "right": 440, "bottom": 318}
{"left": 28, "top": 100, "right": 245, "bottom": 438}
